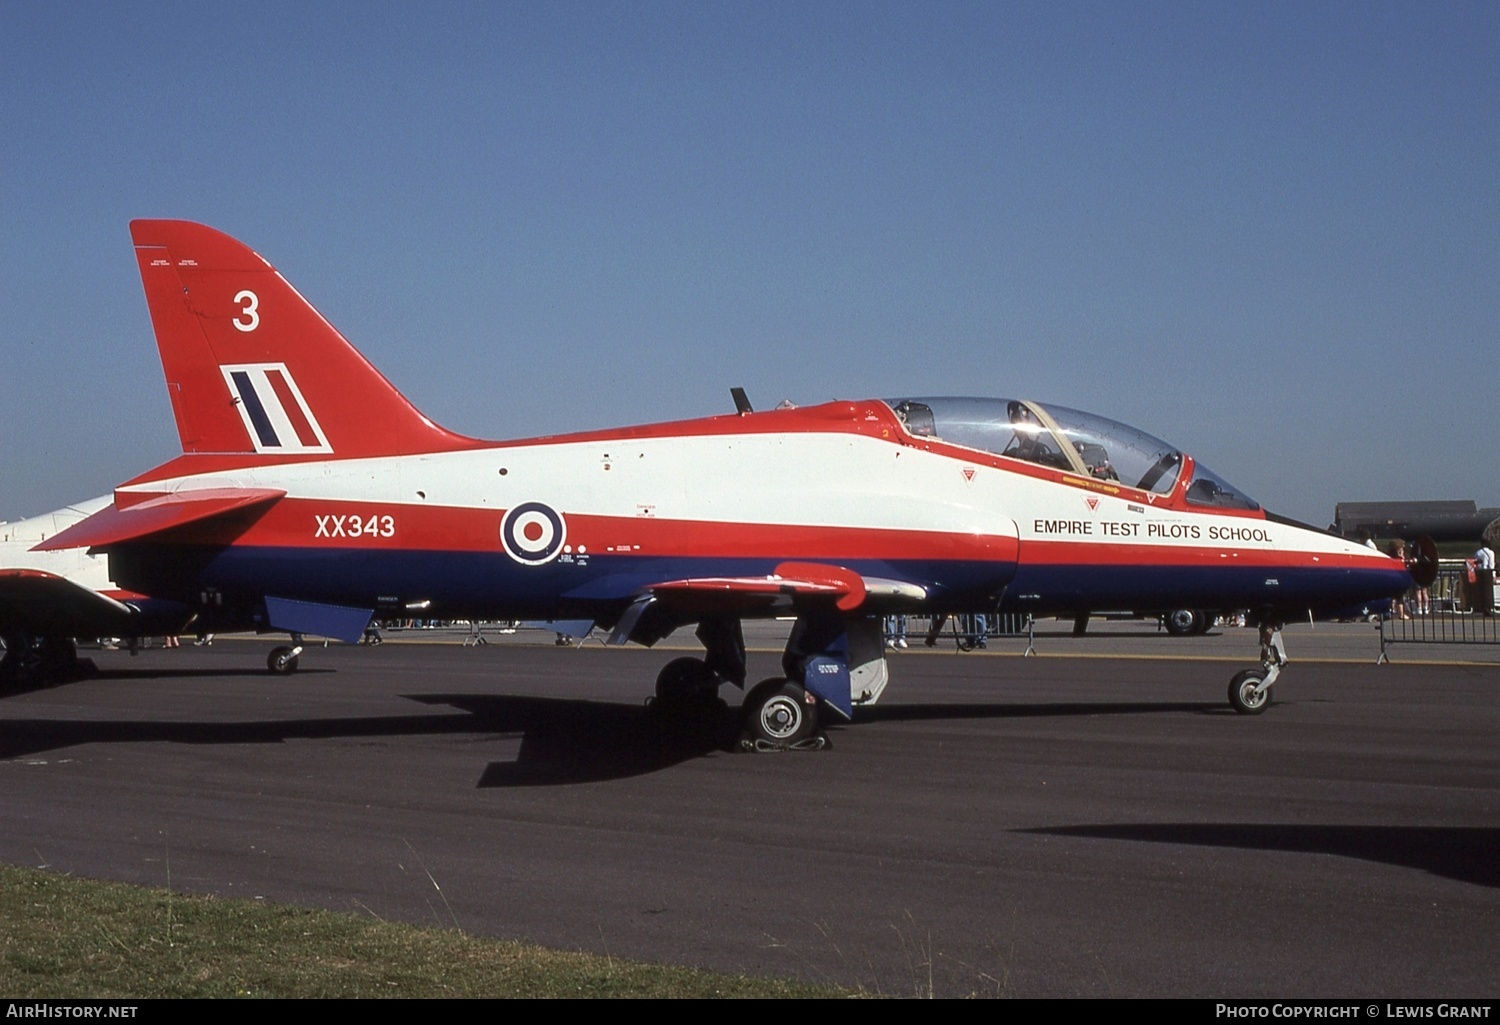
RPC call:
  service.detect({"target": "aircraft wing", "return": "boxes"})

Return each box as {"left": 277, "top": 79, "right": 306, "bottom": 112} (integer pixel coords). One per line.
{"left": 32, "top": 488, "right": 285, "bottom": 552}
{"left": 607, "top": 561, "right": 928, "bottom": 646}
{"left": 647, "top": 561, "right": 928, "bottom": 614}
{"left": 0, "top": 569, "right": 137, "bottom": 635}
{"left": 645, "top": 574, "right": 846, "bottom": 614}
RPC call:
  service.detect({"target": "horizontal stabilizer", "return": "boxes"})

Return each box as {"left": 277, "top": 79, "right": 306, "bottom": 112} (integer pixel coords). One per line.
{"left": 32, "top": 489, "right": 284, "bottom": 552}
{"left": 0, "top": 569, "right": 135, "bottom": 635}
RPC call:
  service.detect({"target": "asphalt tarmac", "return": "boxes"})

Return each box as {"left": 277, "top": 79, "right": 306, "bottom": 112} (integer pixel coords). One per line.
{"left": 1, "top": 626, "right": 1495, "bottom": 998}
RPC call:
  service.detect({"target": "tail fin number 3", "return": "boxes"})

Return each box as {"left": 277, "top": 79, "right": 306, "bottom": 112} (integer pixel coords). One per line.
{"left": 233, "top": 290, "right": 260, "bottom": 332}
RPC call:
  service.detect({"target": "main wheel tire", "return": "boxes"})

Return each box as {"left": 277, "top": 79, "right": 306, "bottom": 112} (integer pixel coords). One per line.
{"left": 36, "top": 637, "right": 79, "bottom": 679}
{"left": 743, "top": 678, "right": 818, "bottom": 745}
{"left": 1228, "top": 669, "right": 1271, "bottom": 714}
{"left": 1165, "top": 609, "right": 1201, "bottom": 636}
{"left": 267, "top": 646, "right": 300, "bottom": 675}
{"left": 654, "top": 656, "right": 717, "bottom": 705}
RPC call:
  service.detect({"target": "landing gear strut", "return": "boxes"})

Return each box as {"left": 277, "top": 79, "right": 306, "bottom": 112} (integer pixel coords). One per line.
{"left": 633, "top": 610, "right": 867, "bottom": 751}
{"left": 735, "top": 611, "right": 881, "bottom": 751}
{"left": 645, "top": 618, "right": 744, "bottom": 718}
{"left": 1229, "top": 622, "right": 1285, "bottom": 715}
{"left": 266, "top": 633, "right": 304, "bottom": 675}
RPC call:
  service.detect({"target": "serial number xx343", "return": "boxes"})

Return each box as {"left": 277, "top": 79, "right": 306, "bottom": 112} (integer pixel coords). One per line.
{"left": 314, "top": 513, "right": 395, "bottom": 539}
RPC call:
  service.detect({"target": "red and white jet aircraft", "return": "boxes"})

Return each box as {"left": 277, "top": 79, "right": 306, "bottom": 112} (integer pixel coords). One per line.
{"left": 39, "top": 220, "right": 1425, "bottom": 743}
{"left": 1, "top": 496, "right": 198, "bottom": 682}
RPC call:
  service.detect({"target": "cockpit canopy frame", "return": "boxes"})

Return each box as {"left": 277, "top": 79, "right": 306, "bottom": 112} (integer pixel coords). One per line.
{"left": 885, "top": 397, "right": 1258, "bottom": 511}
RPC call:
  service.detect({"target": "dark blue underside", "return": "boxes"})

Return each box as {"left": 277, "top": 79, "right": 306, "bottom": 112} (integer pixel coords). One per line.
{"left": 1002, "top": 563, "right": 1412, "bottom": 615}
{"left": 113, "top": 545, "right": 1411, "bottom": 623}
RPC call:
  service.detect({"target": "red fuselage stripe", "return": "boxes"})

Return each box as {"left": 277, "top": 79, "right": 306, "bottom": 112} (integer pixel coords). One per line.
{"left": 122, "top": 496, "right": 1395, "bottom": 573}
{"left": 140, "top": 497, "right": 1018, "bottom": 562}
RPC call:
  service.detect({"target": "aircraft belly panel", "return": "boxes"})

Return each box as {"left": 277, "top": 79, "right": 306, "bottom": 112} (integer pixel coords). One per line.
{"left": 110, "top": 544, "right": 1016, "bottom": 619}
{"left": 116, "top": 535, "right": 1398, "bottom": 621}
{"left": 1002, "top": 561, "right": 1412, "bottom": 614}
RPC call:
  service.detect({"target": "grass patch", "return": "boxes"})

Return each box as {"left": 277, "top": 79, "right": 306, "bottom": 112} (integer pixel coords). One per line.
{"left": 0, "top": 866, "right": 846, "bottom": 998}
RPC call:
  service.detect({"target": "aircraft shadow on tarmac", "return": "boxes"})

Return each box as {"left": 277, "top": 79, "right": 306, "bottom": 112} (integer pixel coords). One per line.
{"left": 0, "top": 707, "right": 493, "bottom": 762}
{"left": 91, "top": 667, "right": 337, "bottom": 679}
{"left": 0, "top": 692, "right": 738, "bottom": 784}
{"left": 1025, "top": 823, "right": 1500, "bottom": 889}
{"left": 851, "top": 699, "right": 1225, "bottom": 723}
{"left": 0, "top": 691, "right": 1230, "bottom": 785}
{"left": 424, "top": 694, "right": 1234, "bottom": 786}
{"left": 412, "top": 694, "right": 742, "bottom": 786}
{"left": 0, "top": 665, "right": 335, "bottom": 698}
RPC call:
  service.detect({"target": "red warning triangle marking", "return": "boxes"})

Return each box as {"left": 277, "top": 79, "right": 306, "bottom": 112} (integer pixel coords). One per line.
{"left": 961, "top": 467, "right": 976, "bottom": 482}
{"left": 1085, "top": 497, "right": 1099, "bottom": 511}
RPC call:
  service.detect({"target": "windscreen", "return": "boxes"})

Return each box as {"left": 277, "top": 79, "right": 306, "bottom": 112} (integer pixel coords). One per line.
{"left": 885, "top": 396, "right": 1256, "bottom": 507}
{"left": 1183, "top": 462, "right": 1260, "bottom": 511}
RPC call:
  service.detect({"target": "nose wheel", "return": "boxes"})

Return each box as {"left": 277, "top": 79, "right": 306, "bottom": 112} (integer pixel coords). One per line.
{"left": 1228, "top": 668, "right": 1272, "bottom": 714}
{"left": 266, "top": 642, "right": 303, "bottom": 675}
{"left": 1229, "top": 622, "right": 1285, "bottom": 714}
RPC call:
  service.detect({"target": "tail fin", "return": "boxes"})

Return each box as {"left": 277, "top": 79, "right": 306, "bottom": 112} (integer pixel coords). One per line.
{"left": 130, "top": 220, "right": 478, "bottom": 459}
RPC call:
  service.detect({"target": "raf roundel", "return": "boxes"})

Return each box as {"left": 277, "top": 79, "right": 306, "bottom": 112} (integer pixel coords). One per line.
{"left": 501, "top": 502, "right": 567, "bottom": 565}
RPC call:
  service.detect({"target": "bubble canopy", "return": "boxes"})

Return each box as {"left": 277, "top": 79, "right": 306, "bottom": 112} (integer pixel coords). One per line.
{"left": 883, "top": 397, "right": 1260, "bottom": 512}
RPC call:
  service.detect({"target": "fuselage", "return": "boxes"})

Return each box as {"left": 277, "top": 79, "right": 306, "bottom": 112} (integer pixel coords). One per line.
{"left": 105, "top": 397, "right": 1410, "bottom": 628}
{"left": 2, "top": 497, "right": 115, "bottom": 592}
{"left": 1, "top": 496, "right": 190, "bottom": 639}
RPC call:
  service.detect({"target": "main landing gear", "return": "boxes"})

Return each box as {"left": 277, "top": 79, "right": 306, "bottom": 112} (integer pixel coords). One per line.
{"left": 266, "top": 634, "right": 304, "bottom": 675}
{"left": 648, "top": 617, "right": 747, "bottom": 712}
{"left": 650, "top": 656, "right": 826, "bottom": 750}
{"left": 652, "top": 656, "right": 722, "bottom": 707}
{"left": 741, "top": 677, "right": 822, "bottom": 750}
{"left": 1228, "top": 622, "right": 1286, "bottom": 715}
{"left": 1164, "top": 608, "right": 1214, "bottom": 636}
{"left": 642, "top": 615, "right": 838, "bottom": 751}
{"left": 1, "top": 635, "right": 93, "bottom": 689}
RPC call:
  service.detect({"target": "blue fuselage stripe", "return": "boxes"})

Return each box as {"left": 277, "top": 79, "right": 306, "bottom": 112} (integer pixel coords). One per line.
{"left": 109, "top": 544, "right": 1411, "bottom": 621}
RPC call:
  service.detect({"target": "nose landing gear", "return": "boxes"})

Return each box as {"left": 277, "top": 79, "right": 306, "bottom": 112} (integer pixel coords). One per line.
{"left": 1229, "top": 622, "right": 1285, "bottom": 715}
{"left": 266, "top": 633, "right": 305, "bottom": 675}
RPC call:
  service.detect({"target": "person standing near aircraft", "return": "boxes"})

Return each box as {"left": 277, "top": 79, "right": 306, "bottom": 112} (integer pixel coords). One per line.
{"left": 1387, "top": 540, "right": 1412, "bottom": 619}
{"left": 1474, "top": 542, "right": 1496, "bottom": 615}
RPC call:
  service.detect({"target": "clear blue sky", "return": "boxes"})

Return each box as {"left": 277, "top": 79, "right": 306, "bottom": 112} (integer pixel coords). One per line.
{"left": 3, "top": 1, "right": 1496, "bottom": 526}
